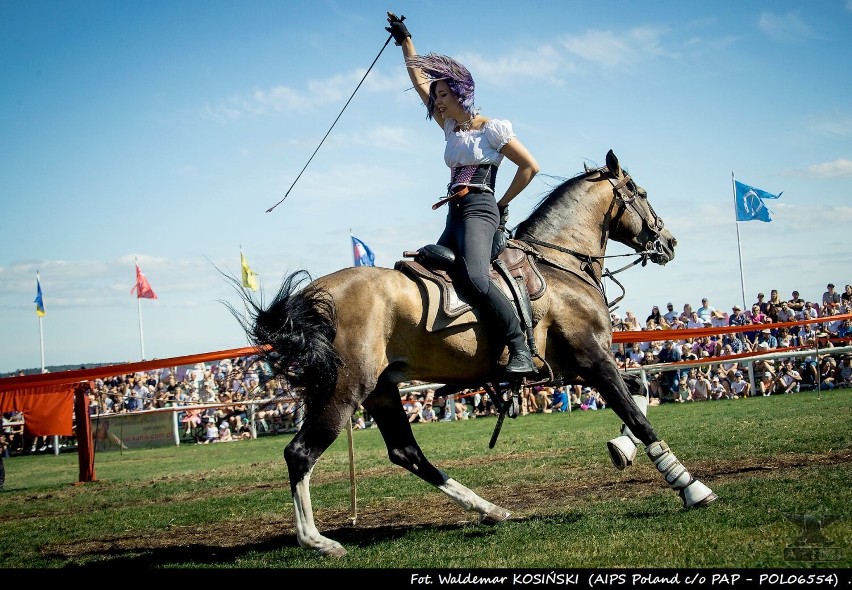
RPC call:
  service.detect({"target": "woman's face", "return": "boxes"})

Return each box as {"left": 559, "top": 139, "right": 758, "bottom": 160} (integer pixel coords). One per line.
{"left": 431, "top": 80, "right": 464, "bottom": 119}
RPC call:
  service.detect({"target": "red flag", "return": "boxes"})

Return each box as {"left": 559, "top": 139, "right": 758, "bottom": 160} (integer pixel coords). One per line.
{"left": 131, "top": 263, "right": 158, "bottom": 299}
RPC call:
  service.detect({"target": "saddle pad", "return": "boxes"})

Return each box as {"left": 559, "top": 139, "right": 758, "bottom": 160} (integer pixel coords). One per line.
{"left": 394, "top": 243, "right": 547, "bottom": 333}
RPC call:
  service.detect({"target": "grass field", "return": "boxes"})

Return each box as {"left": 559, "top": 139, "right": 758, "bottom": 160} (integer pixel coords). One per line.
{"left": 1, "top": 389, "right": 849, "bottom": 571}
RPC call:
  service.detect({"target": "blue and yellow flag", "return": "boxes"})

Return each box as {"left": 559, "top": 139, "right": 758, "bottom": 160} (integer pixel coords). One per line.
{"left": 35, "top": 275, "right": 46, "bottom": 317}
{"left": 734, "top": 180, "right": 782, "bottom": 223}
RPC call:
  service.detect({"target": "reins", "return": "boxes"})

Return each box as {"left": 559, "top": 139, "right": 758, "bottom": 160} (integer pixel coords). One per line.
{"left": 514, "top": 164, "right": 665, "bottom": 309}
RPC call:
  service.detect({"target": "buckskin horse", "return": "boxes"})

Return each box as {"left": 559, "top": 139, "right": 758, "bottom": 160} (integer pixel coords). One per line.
{"left": 235, "top": 150, "right": 717, "bottom": 557}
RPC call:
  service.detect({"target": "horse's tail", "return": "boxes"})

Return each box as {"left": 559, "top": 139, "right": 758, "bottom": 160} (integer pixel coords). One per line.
{"left": 231, "top": 270, "right": 341, "bottom": 415}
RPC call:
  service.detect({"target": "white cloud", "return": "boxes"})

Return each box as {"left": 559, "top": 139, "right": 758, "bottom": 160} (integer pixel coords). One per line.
{"left": 806, "top": 113, "right": 852, "bottom": 138}
{"left": 757, "top": 11, "right": 818, "bottom": 41}
{"left": 806, "top": 158, "right": 852, "bottom": 178}
{"left": 558, "top": 26, "right": 671, "bottom": 68}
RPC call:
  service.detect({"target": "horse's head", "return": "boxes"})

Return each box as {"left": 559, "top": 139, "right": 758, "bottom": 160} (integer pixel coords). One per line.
{"left": 599, "top": 150, "right": 676, "bottom": 265}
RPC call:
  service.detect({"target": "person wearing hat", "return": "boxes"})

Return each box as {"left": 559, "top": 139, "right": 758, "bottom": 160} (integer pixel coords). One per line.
{"left": 387, "top": 13, "right": 539, "bottom": 375}
{"left": 728, "top": 304, "right": 748, "bottom": 327}
{"left": 757, "top": 371, "right": 776, "bottom": 396}
{"left": 730, "top": 371, "right": 750, "bottom": 398}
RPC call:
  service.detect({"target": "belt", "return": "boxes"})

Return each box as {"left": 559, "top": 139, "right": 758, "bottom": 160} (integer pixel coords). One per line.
{"left": 432, "top": 186, "right": 470, "bottom": 210}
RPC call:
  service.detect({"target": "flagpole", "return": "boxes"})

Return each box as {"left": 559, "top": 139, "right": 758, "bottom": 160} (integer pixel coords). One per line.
{"left": 36, "top": 271, "right": 46, "bottom": 372}
{"left": 135, "top": 258, "right": 146, "bottom": 360}
{"left": 732, "top": 172, "right": 747, "bottom": 310}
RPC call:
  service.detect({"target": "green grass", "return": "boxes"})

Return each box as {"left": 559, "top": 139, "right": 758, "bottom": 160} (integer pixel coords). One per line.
{"left": 1, "top": 390, "right": 850, "bottom": 569}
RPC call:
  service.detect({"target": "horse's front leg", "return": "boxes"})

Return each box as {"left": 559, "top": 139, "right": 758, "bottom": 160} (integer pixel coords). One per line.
{"left": 363, "top": 382, "right": 511, "bottom": 525}
{"left": 594, "top": 360, "right": 718, "bottom": 509}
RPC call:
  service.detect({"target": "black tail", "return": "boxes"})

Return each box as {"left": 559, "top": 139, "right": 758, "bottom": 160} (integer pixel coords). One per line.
{"left": 229, "top": 270, "right": 341, "bottom": 415}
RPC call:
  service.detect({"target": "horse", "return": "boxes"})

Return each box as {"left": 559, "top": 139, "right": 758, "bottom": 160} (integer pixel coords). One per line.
{"left": 236, "top": 149, "right": 717, "bottom": 557}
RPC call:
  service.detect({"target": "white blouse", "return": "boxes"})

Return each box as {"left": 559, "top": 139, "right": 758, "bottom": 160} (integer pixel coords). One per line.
{"left": 443, "top": 118, "right": 515, "bottom": 168}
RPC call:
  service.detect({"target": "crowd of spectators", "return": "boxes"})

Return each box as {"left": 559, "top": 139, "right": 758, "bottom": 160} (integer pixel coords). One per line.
{"left": 4, "top": 283, "right": 851, "bottom": 453}
{"left": 2, "top": 355, "right": 302, "bottom": 455}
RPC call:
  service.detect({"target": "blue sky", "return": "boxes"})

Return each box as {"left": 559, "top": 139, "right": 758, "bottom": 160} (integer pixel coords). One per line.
{"left": 1, "top": 0, "right": 850, "bottom": 374}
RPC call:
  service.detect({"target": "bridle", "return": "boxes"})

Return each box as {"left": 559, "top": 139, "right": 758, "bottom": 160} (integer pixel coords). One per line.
{"left": 518, "top": 164, "right": 668, "bottom": 309}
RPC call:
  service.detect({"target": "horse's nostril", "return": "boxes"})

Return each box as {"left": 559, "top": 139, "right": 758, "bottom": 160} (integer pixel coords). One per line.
{"left": 670, "top": 238, "right": 678, "bottom": 248}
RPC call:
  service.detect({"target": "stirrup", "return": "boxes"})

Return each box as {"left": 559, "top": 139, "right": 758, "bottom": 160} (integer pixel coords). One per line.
{"left": 505, "top": 351, "right": 534, "bottom": 374}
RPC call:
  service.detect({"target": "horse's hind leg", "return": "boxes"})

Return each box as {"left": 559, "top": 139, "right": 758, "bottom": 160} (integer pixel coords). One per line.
{"left": 284, "top": 405, "right": 352, "bottom": 558}
{"left": 362, "top": 376, "right": 511, "bottom": 524}
{"left": 594, "top": 360, "right": 718, "bottom": 509}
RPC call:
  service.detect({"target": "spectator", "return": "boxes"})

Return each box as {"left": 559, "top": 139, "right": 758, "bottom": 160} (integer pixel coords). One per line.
{"left": 662, "top": 302, "right": 679, "bottom": 325}
{"left": 521, "top": 386, "right": 539, "bottom": 415}
{"left": 697, "top": 298, "right": 715, "bottom": 324}
{"left": 818, "top": 358, "right": 837, "bottom": 390}
{"left": 217, "top": 422, "right": 235, "bottom": 442}
{"left": 646, "top": 305, "right": 663, "bottom": 326}
{"left": 687, "top": 311, "right": 705, "bottom": 329}
{"left": 623, "top": 310, "right": 642, "bottom": 331}
{"left": 757, "top": 371, "right": 775, "bottom": 396}
{"left": 774, "top": 361, "right": 802, "bottom": 394}
{"left": 752, "top": 292, "right": 770, "bottom": 315}
{"left": 536, "top": 386, "right": 553, "bottom": 413}
{"left": 692, "top": 371, "right": 711, "bottom": 401}
{"left": 836, "top": 355, "right": 852, "bottom": 387}
{"left": 788, "top": 290, "right": 806, "bottom": 315}
{"left": 842, "top": 284, "right": 852, "bottom": 305}
{"left": 0, "top": 431, "right": 6, "bottom": 490}
{"left": 823, "top": 283, "right": 841, "bottom": 307}
{"left": 407, "top": 396, "right": 424, "bottom": 423}
{"left": 580, "top": 387, "right": 598, "bottom": 410}
{"left": 421, "top": 401, "right": 439, "bottom": 422}
{"left": 776, "top": 302, "right": 795, "bottom": 324}
{"left": 201, "top": 419, "right": 219, "bottom": 444}
{"left": 679, "top": 303, "right": 693, "bottom": 324}
{"left": 550, "top": 386, "right": 569, "bottom": 412}
{"left": 730, "top": 371, "right": 751, "bottom": 398}
{"left": 709, "top": 376, "right": 727, "bottom": 400}
{"left": 767, "top": 289, "right": 783, "bottom": 321}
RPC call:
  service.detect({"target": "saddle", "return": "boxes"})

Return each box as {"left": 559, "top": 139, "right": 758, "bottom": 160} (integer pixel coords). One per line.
{"left": 394, "top": 240, "right": 547, "bottom": 334}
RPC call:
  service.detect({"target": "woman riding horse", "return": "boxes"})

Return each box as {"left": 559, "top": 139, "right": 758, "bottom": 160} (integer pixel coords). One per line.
{"left": 387, "top": 14, "right": 539, "bottom": 374}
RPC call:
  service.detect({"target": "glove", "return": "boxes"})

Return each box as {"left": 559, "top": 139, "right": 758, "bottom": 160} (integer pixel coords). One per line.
{"left": 498, "top": 205, "right": 509, "bottom": 231}
{"left": 385, "top": 12, "right": 410, "bottom": 46}
{"left": 491, "top": 205, "right": 509, "bottom": 260}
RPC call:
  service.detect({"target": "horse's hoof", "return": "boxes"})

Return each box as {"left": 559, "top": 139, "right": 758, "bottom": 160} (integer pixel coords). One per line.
{"left": 607, "top": 435, "right": 637, "bottom": 471}
{"left": 480, "top": 506, "right": 511, "bottom": 525}
{"left": 681, "top": 479, "right": 718, "bottom": 509}
{"left": 318, "top": 543, "right": 348, "bottom": 558}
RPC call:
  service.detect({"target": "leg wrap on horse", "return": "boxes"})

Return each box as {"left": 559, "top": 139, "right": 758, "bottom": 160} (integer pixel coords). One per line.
{"left": 607, "top": 394, "right": 647, "bottom": 470}
{"left": 645, "top": 440, "right": 718, "bottom": 508}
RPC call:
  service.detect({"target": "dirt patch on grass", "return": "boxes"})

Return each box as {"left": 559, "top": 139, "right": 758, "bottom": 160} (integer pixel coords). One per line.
{"left": 46, "top": 448, "right": 850, "bottom": 561}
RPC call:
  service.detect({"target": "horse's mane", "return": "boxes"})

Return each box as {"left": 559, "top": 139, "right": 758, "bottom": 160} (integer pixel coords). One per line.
{"left": 514, "top": 170, "right": 593, "bottom": 239}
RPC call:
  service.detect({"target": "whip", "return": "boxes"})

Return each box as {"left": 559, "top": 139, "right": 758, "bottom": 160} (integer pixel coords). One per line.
{"left": 266, "top": 15, "right": 405, "bottom": 213}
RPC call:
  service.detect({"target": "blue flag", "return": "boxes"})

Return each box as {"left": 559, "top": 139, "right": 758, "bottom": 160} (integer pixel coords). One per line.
{"left": 35, "top": 275, "right": 46, "bottom": 317}
{"left": 351, "top": 235, "right": 375, "bottom": 267}
{"left": 734, "top": 180, "right": 781, "bottom": 222}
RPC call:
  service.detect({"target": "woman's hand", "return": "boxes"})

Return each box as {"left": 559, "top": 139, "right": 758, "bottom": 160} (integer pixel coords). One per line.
{"left": 386, "top": 12, "right": 410, "bottom": 45}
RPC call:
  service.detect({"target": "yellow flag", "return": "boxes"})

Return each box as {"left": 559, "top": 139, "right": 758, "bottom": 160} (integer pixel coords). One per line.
{"left": 241, "top": 251, "right": 259, "bottom": 291}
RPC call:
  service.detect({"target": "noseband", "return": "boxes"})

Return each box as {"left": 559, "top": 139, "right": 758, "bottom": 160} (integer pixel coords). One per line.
{"left": 587, "top": 163, "right": 666, "bottom": 257}
{"left": 520, "top": 163, "right": 670, "bottom": 309}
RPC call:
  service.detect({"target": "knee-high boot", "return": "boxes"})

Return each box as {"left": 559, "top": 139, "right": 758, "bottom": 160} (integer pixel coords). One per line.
{"left": 479, "top": 285, "right": 534, "bottom": 374}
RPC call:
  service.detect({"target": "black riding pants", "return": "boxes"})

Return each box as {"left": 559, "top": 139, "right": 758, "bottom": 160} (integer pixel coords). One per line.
{"left": 436, "top": 189, "right": 499, "bottom": 299}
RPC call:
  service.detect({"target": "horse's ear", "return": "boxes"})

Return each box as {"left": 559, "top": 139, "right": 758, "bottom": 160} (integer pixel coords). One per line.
{"left": 605, "top": 150, "right": 620, "bottom": 176}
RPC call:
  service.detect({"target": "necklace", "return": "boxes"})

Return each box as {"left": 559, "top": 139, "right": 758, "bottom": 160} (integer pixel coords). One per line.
{"left": 457, "top": 114, "right": 475, "bottom": 132}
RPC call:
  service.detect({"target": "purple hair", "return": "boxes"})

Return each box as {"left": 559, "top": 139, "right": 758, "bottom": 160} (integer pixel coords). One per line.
{"left": 405, "top": 53, "right": 475, "bottom": 119}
